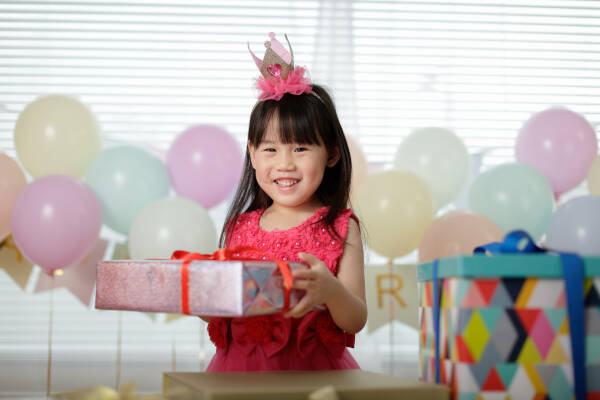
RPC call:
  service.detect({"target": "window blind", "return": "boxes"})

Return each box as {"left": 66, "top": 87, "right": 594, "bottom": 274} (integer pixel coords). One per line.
{"left": 1, "top": 0, "right": 599, "bottom": 394}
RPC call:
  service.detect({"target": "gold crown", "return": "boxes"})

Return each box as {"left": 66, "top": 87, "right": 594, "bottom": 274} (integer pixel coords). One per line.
{"left": 248, "top": 32, "right": 295, "bottom": 80}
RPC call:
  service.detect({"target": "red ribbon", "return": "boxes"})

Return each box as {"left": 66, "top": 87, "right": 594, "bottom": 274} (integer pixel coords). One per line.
{"left": 169, "top": 247, "right": 294, "bottom": 315}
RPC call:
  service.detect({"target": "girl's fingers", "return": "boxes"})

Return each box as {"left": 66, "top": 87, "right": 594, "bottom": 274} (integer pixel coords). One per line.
{"left": 291, "top": 279, "right": 312, "bottom": 290}
{"left": 285, "top": 296, "right": 312, "bottom": 318}
{"left": 292, "top": 268, "right": 314, "bottom": 279}
{"left": 297, "top": 252, "right": 320, "bottom": 266}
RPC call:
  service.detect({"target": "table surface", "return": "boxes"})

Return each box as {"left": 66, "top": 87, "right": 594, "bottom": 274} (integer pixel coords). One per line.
{"left": 163, "top": 370, "right": 449, "bottom": 400}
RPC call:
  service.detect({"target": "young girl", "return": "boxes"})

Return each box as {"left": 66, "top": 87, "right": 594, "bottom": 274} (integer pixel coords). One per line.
{"left": 205, "top": 33, "right": 367, "bottom": 371}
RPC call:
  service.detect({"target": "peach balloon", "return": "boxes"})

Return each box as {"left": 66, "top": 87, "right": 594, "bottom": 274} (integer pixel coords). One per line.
{"left": 0, "top": 154, "right": 27, "bottom": 242}
{"left": 418, "top": 210, "right": 503, "bottom": 263}
{"left": 346, "top": 135, "right": 367, "bottom": 199}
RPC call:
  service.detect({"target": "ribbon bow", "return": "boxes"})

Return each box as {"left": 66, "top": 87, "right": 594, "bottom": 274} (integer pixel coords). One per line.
{"left": 473, "top": 229, "right": 545, "bottom": 255}
{"left": 169, "top": 247, "right": 294, "bottom": 315}
{"left": 432, "top": 230, "right": 586, "bottom": 399}
{"left": 296, "top": 310, "right": 354, "bottom": 359}
{"left": 230, "top": 315, "right": 292, "bottom": 357}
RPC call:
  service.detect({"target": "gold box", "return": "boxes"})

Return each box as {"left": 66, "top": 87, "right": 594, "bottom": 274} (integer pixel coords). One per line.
{"left": 163, "top": 370, "right": 448, "bottom": 400}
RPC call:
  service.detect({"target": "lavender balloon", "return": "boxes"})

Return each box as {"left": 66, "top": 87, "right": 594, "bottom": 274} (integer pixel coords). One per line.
{"left": 167, "top": 125, "right": 243, "bottom": 209}
{"left": 10, "top": 175, "right": 102, "bottom": 275}
{"left": 516, "top": 108, "right": 597, "bottom": 196}
{"left": 546, "top": 196, "right": 600, "bottom": 256}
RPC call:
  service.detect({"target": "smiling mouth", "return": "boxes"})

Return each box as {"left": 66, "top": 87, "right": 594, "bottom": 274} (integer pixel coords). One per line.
{"left": 274, "top": 179, "right": 300, "bottom": 187}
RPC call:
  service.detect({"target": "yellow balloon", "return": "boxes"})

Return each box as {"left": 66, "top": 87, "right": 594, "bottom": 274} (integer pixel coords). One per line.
{"left": 354, "top": 170, "right": 435, "bottom": 259}
{"left": 588, "top": 156, "right": 600, "bottom": 196}
{"left": 14, "top": 95, "right": 101, "bottom": 178}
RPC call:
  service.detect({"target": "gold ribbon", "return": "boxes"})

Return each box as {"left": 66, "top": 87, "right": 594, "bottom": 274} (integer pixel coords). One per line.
{"left": 52, "top": 381, "right": 173, "bottom": 400}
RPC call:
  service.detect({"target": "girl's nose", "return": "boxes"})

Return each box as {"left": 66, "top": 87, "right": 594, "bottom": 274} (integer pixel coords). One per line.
{"left": 276, "top": 151, "right": 295, "bottom": 170}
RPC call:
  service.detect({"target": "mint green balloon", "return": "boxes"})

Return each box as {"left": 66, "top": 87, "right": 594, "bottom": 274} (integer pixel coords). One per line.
{"left": 468, "top": 162, "right": 554, "bottom": 241}
{"left": 85, "top": 146, "right": 170, "bottom": 235}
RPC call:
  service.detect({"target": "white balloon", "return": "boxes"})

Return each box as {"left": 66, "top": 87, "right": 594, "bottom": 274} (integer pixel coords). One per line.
{"left": 394, "top": 127, "right": 469, "bottom": 209}
{"left": 546, "top": 196, "right": 600, "bottom": 256}
{"left": 128, "top": 197, "right": 216, "bottom": 259}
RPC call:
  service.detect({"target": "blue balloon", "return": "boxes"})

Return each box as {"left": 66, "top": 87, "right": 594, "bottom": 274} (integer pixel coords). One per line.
{"left": 546, "top": 195, "right": 600, "bottom": 256}
{"left": 85, "top": 146, "right": 170, "bottom": 235}
{"left": 468, "top": 162, "right": 554, "bottom": 241}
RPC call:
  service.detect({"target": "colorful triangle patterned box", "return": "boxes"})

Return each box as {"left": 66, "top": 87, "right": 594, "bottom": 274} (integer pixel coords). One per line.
{"left": 418, "top": 253, "right": 600, "bottom": 399}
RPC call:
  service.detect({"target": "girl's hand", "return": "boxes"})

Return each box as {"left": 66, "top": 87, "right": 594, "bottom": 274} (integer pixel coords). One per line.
{"left": 283, "top": 252, "right": 341, "bottom": 318}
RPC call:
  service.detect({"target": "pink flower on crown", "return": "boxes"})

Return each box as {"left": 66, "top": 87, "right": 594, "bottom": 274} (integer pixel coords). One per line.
{"left": 256, "top": 67, "right": 312, "bottom": 101}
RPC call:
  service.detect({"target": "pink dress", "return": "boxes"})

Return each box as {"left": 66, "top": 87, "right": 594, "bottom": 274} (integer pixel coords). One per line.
{"left": 206, "top": 206, "right": 360, "bottom": 371}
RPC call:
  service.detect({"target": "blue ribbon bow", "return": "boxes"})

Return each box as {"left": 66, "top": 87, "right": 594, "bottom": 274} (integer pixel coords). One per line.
{"left": 432, "top": 230, "right": 586, "bottom": 399}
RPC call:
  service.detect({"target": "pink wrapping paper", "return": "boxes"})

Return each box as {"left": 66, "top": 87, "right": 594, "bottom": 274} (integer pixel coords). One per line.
{"left": 95, "top": 260, "right": 306, "bottom": 317}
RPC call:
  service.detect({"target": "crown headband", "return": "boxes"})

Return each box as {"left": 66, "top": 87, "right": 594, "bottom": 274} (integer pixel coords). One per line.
{"left": 248, "top": 33, "right": 312, "bottom": 101}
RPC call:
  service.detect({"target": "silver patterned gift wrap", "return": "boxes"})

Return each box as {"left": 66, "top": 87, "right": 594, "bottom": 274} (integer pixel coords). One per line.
{"left": 95, "top": 259, "right": 306, "bottom": 317}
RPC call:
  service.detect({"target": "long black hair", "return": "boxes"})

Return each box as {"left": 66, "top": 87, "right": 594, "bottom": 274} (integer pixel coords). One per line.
{"left": 219, "top": 84, "right": 352, "bottom": 246}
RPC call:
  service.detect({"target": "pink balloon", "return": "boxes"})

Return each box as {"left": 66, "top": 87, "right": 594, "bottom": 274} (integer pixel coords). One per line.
{"left": 10, "top": 175, "right": 102, "bottom": 275}
{"left": 0, "top": 153, "right": 27, "bottom": 241}
{"left": 516, "top": 108, "right": 597, "bottom": 196}
{"left": 166, "top": 125, "right": 243, "bottom": 209}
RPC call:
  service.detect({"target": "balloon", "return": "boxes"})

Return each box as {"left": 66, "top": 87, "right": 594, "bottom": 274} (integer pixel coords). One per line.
{"left": 418, "top": 210, "right": 503, "bottom": 263}
{"left": 0, "top": 154, "right": 27, "bottom": 241}
{"left": 10, "top": 175, "right": 102, "bottom": 274}
{"left": 354, "top": 170, "right": 434, "bottom": 259}
{"left": 469, "top": 162, "right": 554, "bottom": 241}
{"left": 166, "top": 125, "right": 243, "bottom": 209}
{"left": 452, "top": 149, "right": 487, "bottom": 210}
{"left": 346, "top": 135, "right": 368, "bottom": 199}
{"left": 14, "top": 95, "right": 101, "bottom": 178}
{"left": 515, "top": 107, "right": 597, "bottom": 196}
{"left": 85, "top": 146, "right": 170, "bottom": 235}
{"left": 588, "top": 156, "right": 600, "bottom": 196}
{"left": 394, "top": 127, "right": 469, "bottom": 209}
{"left": 546, "top": 196, "right": 600, "bottom": 256}
{"left": 128, "top": 197, "right": 216, "bottom": 259}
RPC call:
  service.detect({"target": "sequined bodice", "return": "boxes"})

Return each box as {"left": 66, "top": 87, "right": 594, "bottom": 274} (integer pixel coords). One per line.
{"left": 226, "top": 206, "right": 355, "bottom": 276}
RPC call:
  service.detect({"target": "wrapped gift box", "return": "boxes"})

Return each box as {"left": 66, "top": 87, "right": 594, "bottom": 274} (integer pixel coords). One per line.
{"left": 418, "top": 253, "right": 600, "bottom": 399}
{"left": 162, "top": 370, "right": 449, "bottom": 400}
{"left": 96, "top": 259, "right": 306, "bottom": 317}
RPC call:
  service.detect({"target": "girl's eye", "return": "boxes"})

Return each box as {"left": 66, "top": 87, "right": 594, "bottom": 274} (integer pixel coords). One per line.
{"left": 294, "top": 147, "right": 308, "bottom": 152}
{"left": 263, "top": 147, "right": 276, "bottom": 152}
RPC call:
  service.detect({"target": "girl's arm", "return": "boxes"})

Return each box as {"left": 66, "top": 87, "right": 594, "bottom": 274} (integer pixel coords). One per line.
{"left": 285, "top": 218, "right": 367, "bottom": 334}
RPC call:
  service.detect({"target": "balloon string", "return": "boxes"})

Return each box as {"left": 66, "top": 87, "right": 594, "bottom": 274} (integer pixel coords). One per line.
{"left": 116, "top": 311, "right": 122, "bottom": 389}
{"left": 388, "top": 260, "right": 394, "bottom": 376}
{"left": 46, "top": 274, "right": 54, "bottom": 397}
{"left": 172, "top": 333, "right": 176, "bottom": 371}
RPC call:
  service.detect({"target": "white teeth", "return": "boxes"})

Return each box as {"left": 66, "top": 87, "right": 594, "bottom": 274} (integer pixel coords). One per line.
{"left": 275, "top": 179, "right": 299, "bottom": 187}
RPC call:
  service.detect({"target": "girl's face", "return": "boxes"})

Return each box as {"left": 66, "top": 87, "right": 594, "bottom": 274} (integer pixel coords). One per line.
{"left": 249, "top": 118, "right": 339, "bottom": 211}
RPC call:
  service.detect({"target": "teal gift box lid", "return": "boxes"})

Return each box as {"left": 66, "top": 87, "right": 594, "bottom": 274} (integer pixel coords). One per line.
{"left": 417, "top": 254, "right": 600, "bottom": 282}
